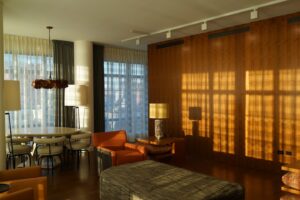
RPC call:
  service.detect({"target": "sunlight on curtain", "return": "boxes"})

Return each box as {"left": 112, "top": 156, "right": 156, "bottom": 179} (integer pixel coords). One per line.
{"left": 279, "top": 69, "right": 300, "bottom": 163}
{"left": 4, "top": 34, "right": 55, "bottom": 129}
{"left": 212, "top": 71, "right": 235, "bottom": 154}
{"left": 245, "top": 70, "right": 273, "bottom": 161}
{"left": 104, "top": 47, "right": 148, "bottom": 141}
{"left": 182, "top": 73, "right": 210, "bottom": 137}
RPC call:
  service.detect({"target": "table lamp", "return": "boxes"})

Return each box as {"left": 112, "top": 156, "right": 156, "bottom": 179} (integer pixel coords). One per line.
{"left": 189, "top": 107, "right": 201, "bottom": 136}
{"left": 65, "top": 84, "right": 87, "bottom": 129}
{"left": 4, "top": 80, "right": 21, "bottom": 168}
{"left": 149, "top": 103, "right": 169, "bottom": 140}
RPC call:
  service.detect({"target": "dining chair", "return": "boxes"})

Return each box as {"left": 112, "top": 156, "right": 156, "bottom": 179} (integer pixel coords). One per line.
{"left": 6, "top": 137, "right": 32, "bottom": 169}
{"left": 33, "top": 136, "right": 65, "bottom": 171}
{"left": 65, "top": 131, "right": 92, "bottom": 167}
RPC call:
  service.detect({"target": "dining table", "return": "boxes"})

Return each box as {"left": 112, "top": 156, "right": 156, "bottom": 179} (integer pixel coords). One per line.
{"left": 10, "top": 126, "right": 80, "bottom": 138}
{"left": 7, "top": 127, "right": 81, "bottom": 169}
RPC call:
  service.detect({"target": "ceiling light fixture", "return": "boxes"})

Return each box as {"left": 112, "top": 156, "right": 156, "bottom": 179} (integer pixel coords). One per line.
{"left": 166, "top": 30, "right": 172, "bottom": 39}
{"left": 121, "top": 0, "right": 287, "bottom": 43}
{"left": 32, "top": 26, "right": 68, "bottom": 89}
{"left": 250, "top": 9, "right": 258, "bottom": 19}
{"left": 201, "top": 22, "right": 207, "bottom": 31}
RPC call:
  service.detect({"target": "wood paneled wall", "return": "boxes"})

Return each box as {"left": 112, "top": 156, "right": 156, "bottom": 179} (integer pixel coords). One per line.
{"left": 148, "top": 12, "right": 300, "bottom": 169}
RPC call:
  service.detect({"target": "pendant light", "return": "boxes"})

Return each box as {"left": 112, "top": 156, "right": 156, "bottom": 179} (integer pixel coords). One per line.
{"left": 32, "top": 26, "right": 68, "bottom": 89}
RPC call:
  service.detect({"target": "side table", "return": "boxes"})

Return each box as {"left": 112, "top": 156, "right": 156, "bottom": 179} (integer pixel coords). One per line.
{"left": 281, "top": 161, "right": 300, "bottom": 195}
{"left": 136, "top": 137, "right": 185, "bottom": 161}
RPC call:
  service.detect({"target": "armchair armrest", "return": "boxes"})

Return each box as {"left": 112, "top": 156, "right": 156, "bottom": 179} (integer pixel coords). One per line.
{"left": 0, "top": 188, "right": 34, "bottom": 200}
{"left": 124, "top": 143, "right": 147, "bottom": 156}
{"left": 97, "top": 146, "right": 117, "bottom": 166}
{"left": 96, "top": 147, "right": 117, "bottom": 174}
{"left": 97, "top": 147, "right": 116, "bottom": 157}
{"left": 124, "top": 143, "right": 137, "bottom": 150}
{"left": 0, "top": 167, "right": 41, "bottom": 181}
{"left": 2, "top": 176, "right": 47, "bottom": 200}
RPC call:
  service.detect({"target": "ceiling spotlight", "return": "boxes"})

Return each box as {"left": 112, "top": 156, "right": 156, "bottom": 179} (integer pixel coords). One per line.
{"left": 201, "top": 22, "right": 207, "bottom": 31}
{"left": 166, "top": 30, "right": 172, "bottom": 39}
{"left": 250, "top": 9, "right": 258, "bottom": 19}
{"left": 136, "top": 38, "right": 140, "bottom": 45}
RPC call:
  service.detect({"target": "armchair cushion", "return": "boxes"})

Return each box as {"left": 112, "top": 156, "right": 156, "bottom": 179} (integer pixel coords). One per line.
{"left": 124, "top": 143, "right": 147, "bottom": 155}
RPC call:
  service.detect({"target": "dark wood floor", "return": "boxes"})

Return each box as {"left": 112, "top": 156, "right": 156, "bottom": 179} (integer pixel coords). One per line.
{"left": 46, "top": 152, "right": 286, "bottom": 200}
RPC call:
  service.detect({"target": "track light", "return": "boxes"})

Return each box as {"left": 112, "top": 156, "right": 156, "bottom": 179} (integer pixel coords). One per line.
{"left": 166, "top": 30, "right": 172, "bottom": 39}
{"left": 122, "top": 0, "right": 286, "bottom": 43}
{"left": 250, "top": 9, "right": 258, "bottom": 19}
{"left": 201, "top": 22, "right": 207, "bottom": 31}
{"left": 136, "top": 38, "right": 140, "bottom": 45}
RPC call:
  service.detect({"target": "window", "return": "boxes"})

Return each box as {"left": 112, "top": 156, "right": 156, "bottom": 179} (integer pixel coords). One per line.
{"left": 104, "top": 61, "right": 148, "bottom": 141}
{"left": 4, "top": 35, "right": 55, "bottom": 129}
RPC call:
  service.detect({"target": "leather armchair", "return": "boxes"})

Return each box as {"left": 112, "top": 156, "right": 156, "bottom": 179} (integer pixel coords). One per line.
{"left": 93, "top": 130, "right": 147, "bottom": 172}
{"left": 0, "top": 166, "right": 47, "bottom": 200}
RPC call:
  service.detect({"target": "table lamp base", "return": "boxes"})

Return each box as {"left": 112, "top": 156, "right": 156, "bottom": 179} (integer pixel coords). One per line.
{"left": 154, "top": 119, "right": 164, "bottom": 140}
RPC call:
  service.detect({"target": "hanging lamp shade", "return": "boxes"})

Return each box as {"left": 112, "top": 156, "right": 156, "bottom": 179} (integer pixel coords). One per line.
{"left": 32, "top": 26, "right": 68, "bottom": 89}
{"left": 3, "top": 80, "right": 21, "bottom": 111}
{"left": 32, "top": 79, "right": 68, "bottom": 89}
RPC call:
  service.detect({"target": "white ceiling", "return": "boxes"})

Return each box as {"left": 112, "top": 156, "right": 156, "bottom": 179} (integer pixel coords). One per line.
{"left": 3, "top": 0, "right": 300, "bottom": 50}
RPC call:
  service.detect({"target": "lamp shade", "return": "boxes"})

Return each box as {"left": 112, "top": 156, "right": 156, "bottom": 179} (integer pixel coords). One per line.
{"left": 64, "top": 84, "right": 87, "bottom": 106}
{"left": 3, "top": 80, "right": 21, "bottom": 111}
{"left": 149, "top": 103, "right": 169, "bottom": 119}
{"left": 189, "top": 107, "right": 202, "bottom": 120}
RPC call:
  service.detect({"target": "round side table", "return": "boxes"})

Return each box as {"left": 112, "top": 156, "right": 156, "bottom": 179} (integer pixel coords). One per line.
{"left": 0, "top": 183, "right": 10, "bottom": 193}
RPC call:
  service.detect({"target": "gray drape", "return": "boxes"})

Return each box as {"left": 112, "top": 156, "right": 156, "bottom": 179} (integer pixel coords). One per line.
{"left": 53, "top": 40, "right": 75, "bottom": 127}
{"left": 93, "top": 44, "right": 105, "bottom": 132}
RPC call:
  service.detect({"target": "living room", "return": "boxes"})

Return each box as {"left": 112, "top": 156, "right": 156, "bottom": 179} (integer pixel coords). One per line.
{"left": 1, "top": 0, "right": 300, "bottom": 200}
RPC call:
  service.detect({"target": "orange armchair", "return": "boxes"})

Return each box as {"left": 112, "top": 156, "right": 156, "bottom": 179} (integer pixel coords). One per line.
{"left": 93, "top": 130, "right": 147, "bottom": 170}
{"left": 0, "top": 166, "right": 47, "bottom": 200}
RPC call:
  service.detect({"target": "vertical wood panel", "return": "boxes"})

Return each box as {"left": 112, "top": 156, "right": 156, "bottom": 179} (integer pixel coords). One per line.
{"left": 148, "top": 42, "right": 183, "bottom": 137}
{"left": 148, "top": 12, "right": 300, "bottom": 168}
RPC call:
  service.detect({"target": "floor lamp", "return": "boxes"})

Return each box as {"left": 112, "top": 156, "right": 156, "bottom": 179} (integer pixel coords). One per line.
{"left": 3, "top": 80, "right": 21, "bottom": 169}
{"left": 65, "top": 85, "right": 87, "bottom": 129}
{"left": 149, "top": 103, "right": 169, "bottom": 140}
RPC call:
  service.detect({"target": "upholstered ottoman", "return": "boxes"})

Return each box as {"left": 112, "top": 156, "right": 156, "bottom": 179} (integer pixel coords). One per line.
{"left": 100, "top": 160, "right": 244, "bottom": 200}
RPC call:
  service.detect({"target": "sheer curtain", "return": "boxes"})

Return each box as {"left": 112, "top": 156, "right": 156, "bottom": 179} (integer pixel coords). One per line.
{"left": 4, "top": 34, "right": 55, "bottom": 129}
{"left": 104, "top": 47, "right": 148, "bottom": 141}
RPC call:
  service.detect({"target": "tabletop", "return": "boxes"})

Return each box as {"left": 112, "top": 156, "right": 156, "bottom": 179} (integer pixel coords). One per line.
{"left": 9, "top": 127, "right": 80, "bottom": 137}
{"left": 137, "top": 137, "right": 176, "bottom": 146}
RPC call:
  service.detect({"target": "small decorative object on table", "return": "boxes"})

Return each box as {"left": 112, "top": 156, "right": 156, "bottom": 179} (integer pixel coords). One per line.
{"left": 137, "top": 137, "right": 185, "bottom": 161}
{"left": 149, "top": 103, "right": 169, "bottom": 140}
